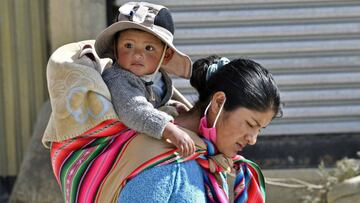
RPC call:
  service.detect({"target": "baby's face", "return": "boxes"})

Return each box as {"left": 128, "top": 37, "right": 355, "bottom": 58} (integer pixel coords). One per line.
{"left": 116, "top": 29, "right": 165, "bottom": 76}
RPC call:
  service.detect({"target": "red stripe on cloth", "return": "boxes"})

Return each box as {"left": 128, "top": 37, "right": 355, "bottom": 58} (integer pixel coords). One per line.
{"left": 243, "top": 165, "right": 264, "bottom": 203}
{"left": 79, "top": 129, "right": 136, "bottom": 202}
{"left": 94, "top": 132, "right": 137, "bottom": 203}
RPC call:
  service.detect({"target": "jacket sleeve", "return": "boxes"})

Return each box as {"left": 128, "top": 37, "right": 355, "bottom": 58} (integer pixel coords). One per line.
{"left": 102, "top": 67, "right": 173, "bottom": 139}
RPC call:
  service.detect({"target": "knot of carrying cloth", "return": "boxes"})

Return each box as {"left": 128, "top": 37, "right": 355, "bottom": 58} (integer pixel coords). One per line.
{"left": 195, "top": 138, "right": 265, "bottom": 203}
{"left": 208, "top": 154, "right": 233, "bottom": 174}
{"left": 196, "top": 138, "right": 232, "bottom": 174}
{"left": 197, "top": 153, "right": 233, "bottom": 202}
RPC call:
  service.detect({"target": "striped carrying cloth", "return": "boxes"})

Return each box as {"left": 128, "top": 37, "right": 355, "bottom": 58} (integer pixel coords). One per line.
{"left": 50, "top": 119, "right": 265, "bottom": 203}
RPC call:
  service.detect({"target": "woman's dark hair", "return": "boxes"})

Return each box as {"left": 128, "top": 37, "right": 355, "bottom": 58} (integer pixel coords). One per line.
{"left": 190, "top": 55, "right": 282, "bottom": 117}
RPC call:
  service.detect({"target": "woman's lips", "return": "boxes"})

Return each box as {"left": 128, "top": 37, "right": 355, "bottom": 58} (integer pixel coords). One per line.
{"left": 236, "top": 143, "right": 244, "bottom": 151}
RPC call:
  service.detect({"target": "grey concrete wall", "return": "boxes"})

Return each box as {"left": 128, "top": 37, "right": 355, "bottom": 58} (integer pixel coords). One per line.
{"left": 143, "top": 0, "right": 360, "bottom": 136}
{"left": 49, "top": 0, "right": 107, "bottom": 52}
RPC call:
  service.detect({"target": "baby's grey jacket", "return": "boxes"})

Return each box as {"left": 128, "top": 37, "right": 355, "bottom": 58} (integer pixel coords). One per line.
{"left": 102, "top": 65, "right": 173, "bottom": 139}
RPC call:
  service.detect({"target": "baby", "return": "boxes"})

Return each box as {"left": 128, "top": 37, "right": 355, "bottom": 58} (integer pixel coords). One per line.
{"left": 95, "top": 2, "right": 195, "bottom": 157}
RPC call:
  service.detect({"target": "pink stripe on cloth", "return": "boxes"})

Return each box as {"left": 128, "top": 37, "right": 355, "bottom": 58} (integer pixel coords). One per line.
{"left": 208, "top": 173, "right": 229, "bottom": 203}
{"left": 77, "top": 130, "right": 136, "bottom": 202}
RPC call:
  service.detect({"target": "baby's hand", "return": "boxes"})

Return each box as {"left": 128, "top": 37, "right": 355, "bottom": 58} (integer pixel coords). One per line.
{"left": 163, "top": 122, "right": 195, "bottom": 157}
{"left": 168, "top": 100, "right": 189, "bottom": 115}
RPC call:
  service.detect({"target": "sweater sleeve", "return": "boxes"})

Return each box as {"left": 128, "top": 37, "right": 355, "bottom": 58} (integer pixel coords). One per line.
{"left": 102, "top": 67, "right": 173, "bottom": 139}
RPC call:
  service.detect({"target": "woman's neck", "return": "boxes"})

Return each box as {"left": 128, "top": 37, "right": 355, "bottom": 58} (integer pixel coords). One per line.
{"left": 174, "top": 108, "right": 202, "bottom": 133}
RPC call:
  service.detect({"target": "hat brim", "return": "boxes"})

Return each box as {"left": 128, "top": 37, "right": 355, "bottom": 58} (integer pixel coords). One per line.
{"left": 95, "top": 21, "right": 192, "bottom": 79}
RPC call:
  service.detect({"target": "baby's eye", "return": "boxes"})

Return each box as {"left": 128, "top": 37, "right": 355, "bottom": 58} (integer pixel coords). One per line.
{"left": 145, "top": 45, "right": 155, "bottom": 51}
{"left": 124, "top": 43, "right": 133, "bottom": 49}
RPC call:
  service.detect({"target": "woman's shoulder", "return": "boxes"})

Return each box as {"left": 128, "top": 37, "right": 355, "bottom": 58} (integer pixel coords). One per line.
{"left": 179, "top": 127, "right": 207, "bottom": 150}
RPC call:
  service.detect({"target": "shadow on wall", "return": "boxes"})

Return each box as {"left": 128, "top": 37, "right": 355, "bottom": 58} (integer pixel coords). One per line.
{"left": 9, "top": 101, "right": 63, "bottom": 203}
{"left": 0, "top": 177, "right": 16, "bottom": 203}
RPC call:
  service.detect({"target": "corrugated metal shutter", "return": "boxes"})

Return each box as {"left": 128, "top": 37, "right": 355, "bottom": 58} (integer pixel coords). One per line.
{"left": 115, "top": 0, "right": 360, "bottom": 136}
{"left": 0, "top": 0, "right": 48, "bottom": 176}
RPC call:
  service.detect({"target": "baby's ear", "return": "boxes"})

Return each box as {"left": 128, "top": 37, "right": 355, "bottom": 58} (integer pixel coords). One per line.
{"left": 162, "top": 48, "right": 174, "bottom": 65}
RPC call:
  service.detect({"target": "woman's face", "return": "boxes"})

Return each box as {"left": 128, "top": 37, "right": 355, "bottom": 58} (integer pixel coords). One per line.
{"left": 215, "top": 107, "right": 275, "bottom": 158}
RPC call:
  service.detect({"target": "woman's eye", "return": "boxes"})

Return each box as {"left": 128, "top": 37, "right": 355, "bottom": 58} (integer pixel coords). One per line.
{"left": 247, "top": 122, "right": 254, "bottom": 128}
{"left": 145, "top": 45, "right": 155, "bottom": 51}
{"left": 124, "top": 43, "right": 133, "bottom": 48}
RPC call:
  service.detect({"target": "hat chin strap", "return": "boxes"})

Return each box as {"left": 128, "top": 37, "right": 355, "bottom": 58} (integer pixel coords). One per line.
{"left": 141, "top": 44, "right": 167, "bottom": 83}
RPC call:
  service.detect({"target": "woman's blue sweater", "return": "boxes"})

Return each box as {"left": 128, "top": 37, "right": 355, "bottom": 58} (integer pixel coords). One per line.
{"left": 118, "top": 160, "right": 206, "bottom": 202}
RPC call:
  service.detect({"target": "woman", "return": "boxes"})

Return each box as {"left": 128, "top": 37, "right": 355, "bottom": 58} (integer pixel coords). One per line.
{"left": 118, "top": 56, "right": 281, "bottom": 202}
{"left": 48, "top": 51, "right": 281, "bottom": 203}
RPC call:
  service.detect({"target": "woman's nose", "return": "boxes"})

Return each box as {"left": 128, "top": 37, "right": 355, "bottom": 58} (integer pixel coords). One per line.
{"left": 246, "top": 133, "right": 258, "bottom": 145}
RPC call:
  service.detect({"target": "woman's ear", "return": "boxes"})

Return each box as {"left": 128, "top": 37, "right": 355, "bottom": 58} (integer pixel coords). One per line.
{"left": 162, "top": 48, "right": 174, "bottom": 65}
{"left": 208, "top": 91, "right": 226, "bottom": 123}
{"left": 212, "top": 91, "right": 226, "bottom": 109}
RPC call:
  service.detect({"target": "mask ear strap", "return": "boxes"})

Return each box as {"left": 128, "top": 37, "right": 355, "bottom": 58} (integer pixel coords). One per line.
{"left": 204, "top": 98, "right": 226, "bottom": 128}
{"left": 204, "top": 101, "right": 212, "bottom": 117}
{"left": 212, "top": 97, "right": 226, "bottom": 128}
